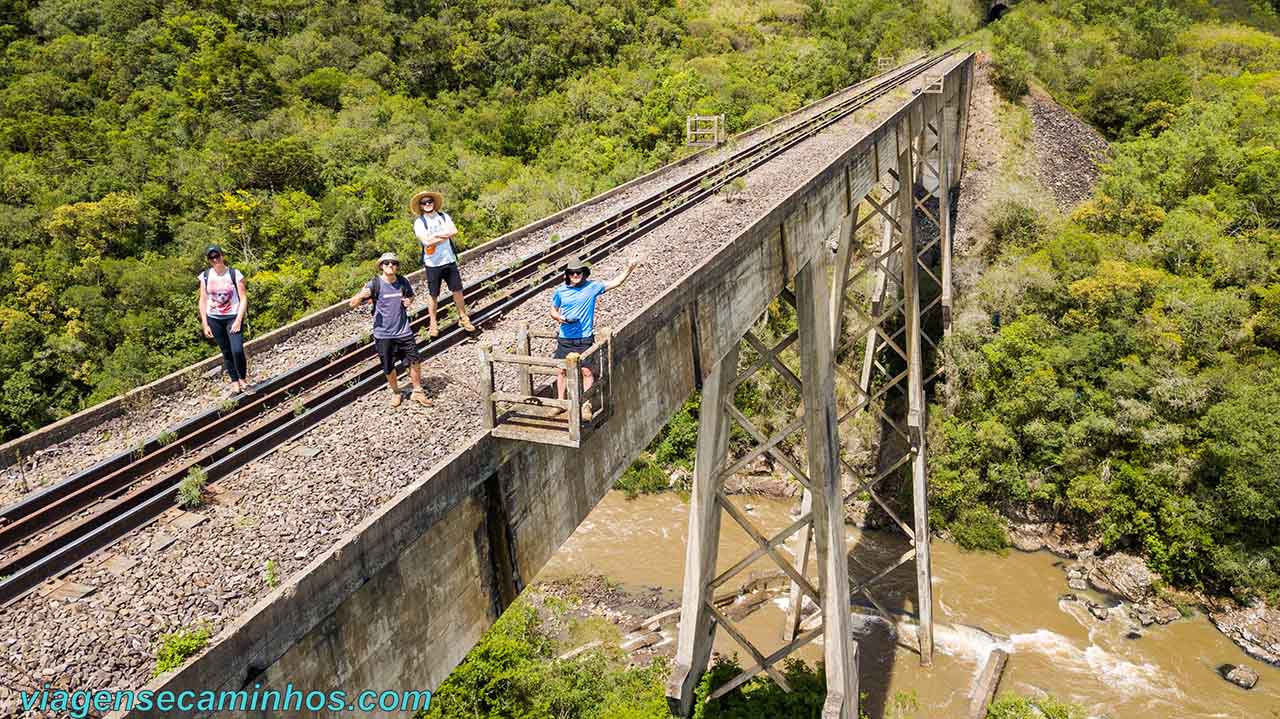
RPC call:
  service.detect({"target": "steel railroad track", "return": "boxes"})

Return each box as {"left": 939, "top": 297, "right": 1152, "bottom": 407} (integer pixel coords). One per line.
{"left": 0, "top": 48, "right": 960, "bottom": 606}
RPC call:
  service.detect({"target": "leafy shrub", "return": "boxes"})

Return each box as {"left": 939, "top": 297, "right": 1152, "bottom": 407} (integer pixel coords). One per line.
{"left": 949, "top": 506, "right": 1010, "bottom": 553}
{"left": 988, "top": 197, "right": 1044, "bottom": 249}
{"left": 153, "top": 626, "right": 211, "bottom": 676}
{"left": 615, "top": 452, "right": 671, "bottom": 499}
{"left": 986, "top": 693, "right": 1084, "bottom": 719}
{"left": 424, "top": 600, "right": 670, "bottom": 719}
{"left": 296, "top": 67, "right": 349, "bottom": 110}
{"left": 990, "top": 41, "right": 1032, "bottom": 100}
{"left": 177, "top": 466, "right": 208, "bottom": 509}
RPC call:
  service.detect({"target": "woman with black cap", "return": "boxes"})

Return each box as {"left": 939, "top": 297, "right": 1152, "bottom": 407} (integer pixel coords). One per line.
{"left": 197, "top": 245, "right": 250, "bottom": 392}
{"left": 549, "top": 256, "right": 637, "bottom": 419}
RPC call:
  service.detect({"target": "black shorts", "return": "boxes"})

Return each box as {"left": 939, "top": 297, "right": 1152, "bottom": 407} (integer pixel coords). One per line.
{"left": 375, "top": 335, "right": 420, "bottom": 374}
{"left": 425, "top": 263, "right": 463, "bottom": 297}
{"left": 553, "top": 336, "right": 597, "bottom": 372}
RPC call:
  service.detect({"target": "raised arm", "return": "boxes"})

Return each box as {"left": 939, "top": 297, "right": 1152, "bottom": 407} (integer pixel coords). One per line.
{"left": 602, "top": 258, "right": 638, "bottom": 292}
{"left": 349, "top": 283, "right": 372, "bottom": 308}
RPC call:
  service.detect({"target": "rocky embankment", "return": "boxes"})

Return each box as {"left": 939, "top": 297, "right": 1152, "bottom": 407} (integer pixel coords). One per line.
{"left": 1026, "top": 87, "right": 1109, "bottom": 210}
{"left": 1011, "top": 517, "right": 1280, "bottom": 686}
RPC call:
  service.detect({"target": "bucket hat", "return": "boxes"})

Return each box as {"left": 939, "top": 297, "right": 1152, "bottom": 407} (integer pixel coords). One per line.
{"left": 563, "top": 257, "right": 591, "bottom": 282}
{"left": 377, "top": 251, "right": 400, "bottom": 268}
{"left": 409, "top": 190, "right": 445, "bottom": 217}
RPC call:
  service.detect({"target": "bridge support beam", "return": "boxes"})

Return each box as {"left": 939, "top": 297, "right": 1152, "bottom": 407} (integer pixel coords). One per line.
{"left": 667, "top": 343, "right": 739, "bottom": 715}
{"left": 797, "top": 250, "right": 859, "bottom": 719}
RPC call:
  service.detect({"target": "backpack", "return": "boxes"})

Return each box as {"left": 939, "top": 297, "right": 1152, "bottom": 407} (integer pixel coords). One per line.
{"left": 366, "top": 274, "right": 407, "bottom": 304}
{"left": 201, "top": 267, "right": 240, "bottom": 306}
{"left": 417, "top": 213, "right": 459, "bottom": 268}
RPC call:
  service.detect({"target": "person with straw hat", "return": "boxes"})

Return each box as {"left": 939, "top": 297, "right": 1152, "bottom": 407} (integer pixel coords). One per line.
{"left": 349, "top": 252, "right": 431, "bottom": 408}
{"left": 549, "top": 255, "right": 637, "bottom": 420}
{"left": 409, "top": 190, "right": 475, "bottom": 338}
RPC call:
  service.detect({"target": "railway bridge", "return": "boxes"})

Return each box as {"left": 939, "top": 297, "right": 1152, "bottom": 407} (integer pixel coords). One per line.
{"left": 1, "top": 51, "right": 974, "bottom": 718}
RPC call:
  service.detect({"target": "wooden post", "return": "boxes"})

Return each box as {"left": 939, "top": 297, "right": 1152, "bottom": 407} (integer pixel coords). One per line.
{"left": 516, "top": 321, "right": 534, "bottom": 396}
{"left": 797, "top": 251, "right": 858, "bottom": 719}
{"left": 566, "top": 353, "right": 582, "bottom": 444}
{"left": 898, "top": 116, "right": 934, "bottom": 666}
{"left": 667, "top": 344, "right": 739, "bottom": 716}
{"left": 478, "top": 343, "right": 496, "bottom": 430}
{"left": 967, "top": 649, "right": 1009, "bottom": 719}
{"left": 600, "top": 327, "right": 613, "bottom": 416}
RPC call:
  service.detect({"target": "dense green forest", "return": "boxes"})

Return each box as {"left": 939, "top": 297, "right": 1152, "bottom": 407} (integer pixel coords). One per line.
{"left": 0, "top": 0, "right": 973, "bottom": 440}
{"left": 934, "top": 0, "right": 1280, "bottom": 602}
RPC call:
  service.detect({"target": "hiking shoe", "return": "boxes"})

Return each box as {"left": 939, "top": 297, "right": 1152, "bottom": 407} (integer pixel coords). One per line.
{"left": 411, "top": 390, "right": 432, "bottom": 407}
{"left": 460, "top": 316, "right": 476, "bottom": 332}
{"left": 581, "top": 400, "right": 593, "bottom": 421}
{"left": 389, "top": 391, "right": 402, "bottom": 408}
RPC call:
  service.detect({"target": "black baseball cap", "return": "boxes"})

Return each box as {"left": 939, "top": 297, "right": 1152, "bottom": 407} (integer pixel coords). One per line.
{"left": 205, "top": 245, "right": 224, "bottom": 258}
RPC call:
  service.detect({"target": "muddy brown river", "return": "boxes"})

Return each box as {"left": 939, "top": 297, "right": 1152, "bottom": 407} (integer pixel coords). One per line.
{"left": 538, "top": 492, "right": 1280, "bottom": 718}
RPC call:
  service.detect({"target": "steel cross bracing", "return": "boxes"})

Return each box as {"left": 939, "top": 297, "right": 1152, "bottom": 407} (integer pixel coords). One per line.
{"left": 667, "top": 58, "right": 971, "bottom": 719}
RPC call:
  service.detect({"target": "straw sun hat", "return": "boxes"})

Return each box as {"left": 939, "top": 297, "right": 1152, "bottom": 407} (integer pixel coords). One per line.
{"left": 409, "top": 190, "right": 445, "bottom": 217}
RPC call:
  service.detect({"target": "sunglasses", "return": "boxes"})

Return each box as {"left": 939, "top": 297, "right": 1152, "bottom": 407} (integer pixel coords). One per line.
{"left": 382, "top": 261, "right": 400, "bottom": 267}
{"left": 568, "top": 270, "right": 584, "bottom": 275}
{"left": 207, "top": 253, "right": 222, "bottom": 260}
{"left": 420, "top": 199, "right": 434, "bottom": 205}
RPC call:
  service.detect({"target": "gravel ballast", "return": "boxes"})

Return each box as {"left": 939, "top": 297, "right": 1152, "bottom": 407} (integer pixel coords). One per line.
{"left": 0, "top": 56, "right": 967, "bottom": 714}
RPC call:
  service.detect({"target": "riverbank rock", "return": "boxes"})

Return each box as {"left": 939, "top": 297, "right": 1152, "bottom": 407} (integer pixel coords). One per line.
{"left": 1220, "top": 664, "right": 1260, "bottom": 690}
{"left": 1130, "top": 601, "right": 1182, "bottom": 627}
{"left": 1089, "top": 553, "right": 1156, "bottom": 603}
{"left": 1040, "top": 523, "right": 1102, "bottom": 558}
{"left": 723, "top": 473, "right": 800, "bottom": 498}
{"left": 1210, "top": 602, "right": 1280, "bottom": 666}
{"left": 1086, "top": 600, "right": 1109, "bottom": 621}
{"left": 1008, "top": 521, "right": 1050, "bottom": 552}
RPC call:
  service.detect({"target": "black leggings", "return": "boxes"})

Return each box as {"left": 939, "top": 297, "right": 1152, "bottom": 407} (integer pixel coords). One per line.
{"left": 208, "top": 315, "right": 247, "bottom": 381}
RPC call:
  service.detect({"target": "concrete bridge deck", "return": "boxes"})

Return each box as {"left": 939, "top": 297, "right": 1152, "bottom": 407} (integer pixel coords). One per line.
{"left": 0, "top": 52, "right": 973, "bottom": 718}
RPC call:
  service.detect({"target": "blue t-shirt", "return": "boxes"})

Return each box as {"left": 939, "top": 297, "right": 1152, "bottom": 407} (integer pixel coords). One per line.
{"left": 553, "top": 280, "right": 605, "bottom": 339}
{"left": 367, "top": 275, "right": 415, "bottom": 339}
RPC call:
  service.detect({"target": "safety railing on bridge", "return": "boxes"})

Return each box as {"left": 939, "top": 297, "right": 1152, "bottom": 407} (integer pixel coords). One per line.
{"left": 478, "top": 322, "right": 613, "bottom": 448}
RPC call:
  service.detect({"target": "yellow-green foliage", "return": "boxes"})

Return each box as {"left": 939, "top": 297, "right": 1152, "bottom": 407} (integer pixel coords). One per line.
{"left": 0, "top": 0, "right": 979, "bottom": 442}
{"left": 153, "top": 626, "right": 211, "bottom": 677}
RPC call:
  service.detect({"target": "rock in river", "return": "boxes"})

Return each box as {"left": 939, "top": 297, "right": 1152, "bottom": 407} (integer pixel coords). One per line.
{"left": 1089, "top": 552, "right": 1156, "bottom": 603}
{"left": 1219, "top": 664, "right": 1259, "bottom": 690}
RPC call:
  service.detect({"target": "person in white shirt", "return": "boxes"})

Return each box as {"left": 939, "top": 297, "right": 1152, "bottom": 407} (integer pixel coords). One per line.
{"left": 409, "top": 190, "right": 475, "bottom": 338}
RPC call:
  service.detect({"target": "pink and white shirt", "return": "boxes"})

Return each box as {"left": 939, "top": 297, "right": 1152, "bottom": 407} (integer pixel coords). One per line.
{"left": 199, "top": 268, "right": 243, "bottom": 318}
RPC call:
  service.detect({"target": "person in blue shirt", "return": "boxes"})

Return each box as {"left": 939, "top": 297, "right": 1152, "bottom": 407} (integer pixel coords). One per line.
{"left": 550, "top": 256, "right": 636, "bottom": 419}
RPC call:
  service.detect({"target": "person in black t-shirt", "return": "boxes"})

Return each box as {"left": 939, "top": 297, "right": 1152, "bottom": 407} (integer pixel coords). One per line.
{"left": 349, "top": 252, "right": 432, "bottom": 408}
